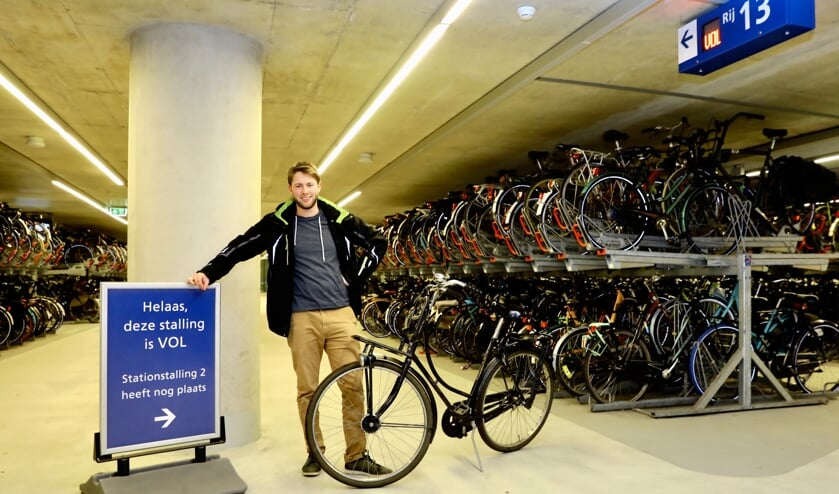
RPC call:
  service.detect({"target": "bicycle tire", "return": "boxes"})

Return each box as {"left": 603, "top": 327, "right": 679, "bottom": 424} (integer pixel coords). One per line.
{"left": 583, "top": 329, "right": 651, "bottom": 403}
{"left": 688, "top": 324, "right": 745, "bottom": 399}
{"left": 552, "top": 325, "right": 589, "bottom": 397}
{"left": 784, "top": 202, "right": 816, "bottom": 236}
{"left": 361, "top": 299, "right": 392, "bottom": 338}
{"left": 475, "top": 349, "right": 554, "bottom": 452}
{"left": 578, "top": 175, "right": 650, "bottom": 251}
{"left": 507, "top": 197, "right": 544, "bottom": 257}
{"left": 492, "top": 183, "right": 530, "bottom": 236}
{"left": 792, "top": 322, "right": 839, "bottom": 393}
{"left": 306, "top": 359, "right": 435, "bottom": 488}
{"left": 681, "top": 184, "right": 738, "bottom": 255}
{"left": 560, "top": 161, "right": 603, "bottom": 230}
{"left": 536, "top": 189, "right": 570, "bottom": 254}
{"left": 0, "top": 306, "right": 12, "bottom": 346}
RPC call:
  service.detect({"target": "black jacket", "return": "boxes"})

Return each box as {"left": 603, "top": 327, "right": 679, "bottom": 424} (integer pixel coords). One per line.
{"left": 198, "top": 198, "right": 387, "bottom": 337}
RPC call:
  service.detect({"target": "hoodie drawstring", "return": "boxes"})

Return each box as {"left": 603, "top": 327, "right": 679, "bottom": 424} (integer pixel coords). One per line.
{"left": 294, "top": 214, "right": 326, "bottom": 262}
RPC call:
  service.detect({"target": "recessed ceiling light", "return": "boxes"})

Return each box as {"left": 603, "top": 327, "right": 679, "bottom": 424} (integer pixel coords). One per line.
{"left": 26, "top": 135, "right": 45, "bottom": 148}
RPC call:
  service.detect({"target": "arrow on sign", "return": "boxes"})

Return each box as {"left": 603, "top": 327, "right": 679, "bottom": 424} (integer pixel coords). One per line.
{"left": 154, "top": 408, "right": 177, "bottom": 428}
{"left": 680, "top": 29, "right": 694, "bottom": 49}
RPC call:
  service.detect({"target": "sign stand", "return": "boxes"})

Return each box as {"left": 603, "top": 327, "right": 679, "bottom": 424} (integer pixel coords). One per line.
{"left": 81, "top": 417, "right": 245, "bottom": 494}
{"left": 81, "top": 283, "right": 247, "bottom": 493}
{"left": 80, "top": 455, "right": 246, "bottom": 494}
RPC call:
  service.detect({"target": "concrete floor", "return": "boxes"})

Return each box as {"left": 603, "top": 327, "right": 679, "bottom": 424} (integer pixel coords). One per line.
{"left": 2, "top": 317, "right": 839, "bottom": 494}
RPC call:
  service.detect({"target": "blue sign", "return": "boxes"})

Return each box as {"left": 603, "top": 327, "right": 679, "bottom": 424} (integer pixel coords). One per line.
{"left": 678, "top": 0, "right": 815, "bottom": 75}
{"left": 99, "top": 283, "right": 220, "bottom": 455}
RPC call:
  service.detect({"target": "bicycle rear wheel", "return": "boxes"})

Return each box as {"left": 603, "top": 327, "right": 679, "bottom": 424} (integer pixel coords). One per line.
{"left": 475, "top": 349, "right": 554, "bottom": 452}
{"left": 306, "top": 359, "right": 434, "bottom": 488}
{"left": 792, "top": 322, "right": 839, "bottom": 393}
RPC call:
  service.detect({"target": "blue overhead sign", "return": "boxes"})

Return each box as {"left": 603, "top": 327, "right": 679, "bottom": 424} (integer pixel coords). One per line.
{"left": 678, "top": 0, "right": 815, "bottom": 75}
{"left": 99, "top": 283, "right": 220, "bottom": 455}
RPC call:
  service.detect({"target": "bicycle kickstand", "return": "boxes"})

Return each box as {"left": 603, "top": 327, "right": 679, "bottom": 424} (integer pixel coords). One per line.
{"left": 470, "top": 421, "right": 484, "bottom": 472}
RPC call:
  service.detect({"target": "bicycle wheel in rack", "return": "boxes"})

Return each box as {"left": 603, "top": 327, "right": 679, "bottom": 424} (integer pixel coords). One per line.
{"left": 0, "top": 306, "right": 13, "bottom": 346}
{"left": 783, "top": 202, "right": 816, "bottom": 236}
{"left": 360, "top": 299, "right": 392, "bottom": 338}
{"left": 536, "top": 189, "right": 571, "bottom": 254}
{"left": 583, "top": 329, "right": 651, "bottom": 403}
{"left": 475, "top": 349, "right": 554, "bottom": 452}
{"left": 305, "top": 359, "right": 435, "bottom": 488}
{"left": 792, "top": 322, "right": 839, "bottom": 393}
{"left": 688, "top": 324, "right": 746, "bottom": 399}
{"left": 578, "top": 175, "right": 650, "bottom": 251}
{"left": 681, "top": 184, "right": 738, "bottom": 255}
{"left": 552, "top": 325, "right": 590, "bottom": 397}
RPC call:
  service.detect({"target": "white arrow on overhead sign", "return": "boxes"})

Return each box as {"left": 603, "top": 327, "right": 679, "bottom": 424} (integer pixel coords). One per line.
{"left": 154, "top": 408, "right": 177, "bottom": 428}
{"left": 677, "top": 19, "right": 698, "bottom": 65}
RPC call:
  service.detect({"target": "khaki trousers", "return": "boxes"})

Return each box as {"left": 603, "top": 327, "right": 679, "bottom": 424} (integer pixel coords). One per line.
{"left": 287, "top": 307, "right": 365, "bottom": 462}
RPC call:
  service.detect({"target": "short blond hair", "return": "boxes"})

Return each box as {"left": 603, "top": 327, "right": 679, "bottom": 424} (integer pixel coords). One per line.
{"left": 288, "top": 161, "right": 321, "bottom": 185}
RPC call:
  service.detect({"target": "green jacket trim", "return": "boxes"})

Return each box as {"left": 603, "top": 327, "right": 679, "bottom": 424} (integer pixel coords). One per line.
{"left": 273, "top": 197, "right": 350, "bottom": 224}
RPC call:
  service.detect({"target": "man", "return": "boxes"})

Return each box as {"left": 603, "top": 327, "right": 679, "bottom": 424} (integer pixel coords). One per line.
{"left": 187, "top": 161, "right": 390, "bottom": 477}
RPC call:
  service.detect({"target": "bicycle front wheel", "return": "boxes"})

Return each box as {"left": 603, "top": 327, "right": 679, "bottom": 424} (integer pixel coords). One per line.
{"left": 583, "top": 329, "right": 651, "bottom": 403}
{"left": 361, "top": 299, "right": 392, "bottom": 338}
{"left": 305, "top": 359, "right": 435, "bottom": 488}
{"left": 475, "top": 349, "right": 554, "bottom": 452}
{"left": 682, "top": 184, "right": 738, "bottom": 255}
{"left": 688, "top": 324, "right": 743, "bottom": 399}
{"left": 578, "top": 175, "right": 649, "bottom": 251}
{"left": 552, "top": 326, "right": 589, "bottom": 397}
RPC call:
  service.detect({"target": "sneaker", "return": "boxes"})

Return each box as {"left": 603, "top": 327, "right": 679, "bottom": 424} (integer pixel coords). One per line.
{"left": 344, "top": 453, "right": 392, "bottom": 475}
{"left": 302, "top": 454, "right": 321, "bottom": 477}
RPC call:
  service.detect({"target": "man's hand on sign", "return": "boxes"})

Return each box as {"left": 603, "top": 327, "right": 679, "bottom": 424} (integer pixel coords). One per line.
{"left": 186, "top": 273, "right": 210, "bottom": 291}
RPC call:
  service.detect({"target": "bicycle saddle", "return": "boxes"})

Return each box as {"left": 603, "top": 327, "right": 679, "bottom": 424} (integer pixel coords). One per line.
{"left": 763, "top": 128, "right": 788, "bottom": 139}
{"left": 603, "top": 129, "right": 629, "bottom": 142}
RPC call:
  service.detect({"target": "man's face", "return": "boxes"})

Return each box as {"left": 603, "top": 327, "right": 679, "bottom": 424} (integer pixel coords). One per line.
{"left": 289, "top": 171, "right": 321, "bottom": 211}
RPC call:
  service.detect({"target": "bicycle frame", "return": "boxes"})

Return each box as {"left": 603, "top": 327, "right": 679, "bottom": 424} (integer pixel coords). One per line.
{"left": 354, "top": 278, "right": 551, "bottom": 438}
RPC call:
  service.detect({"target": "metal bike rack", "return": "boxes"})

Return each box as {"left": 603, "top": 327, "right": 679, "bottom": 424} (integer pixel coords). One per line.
{"left": 607, "top": 252, "right": 839, "bottom": 418}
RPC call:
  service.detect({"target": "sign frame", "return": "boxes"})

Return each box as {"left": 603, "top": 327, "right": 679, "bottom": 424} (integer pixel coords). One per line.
{"left": 678, "top": 0, "right": 815, "bottom": 75}
{"left": 98, "top": 282, "right": 221, "bottom": 456}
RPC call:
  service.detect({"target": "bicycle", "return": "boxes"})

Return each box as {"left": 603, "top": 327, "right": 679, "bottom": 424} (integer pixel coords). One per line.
{"left": 689, "top": 288, "right": 839, "bottom": 399}
{"left": 582, "top": 277, "right": 739, "bottom": 403}
{"left": 304, "top": 275, "right": 556, "bottom": 488}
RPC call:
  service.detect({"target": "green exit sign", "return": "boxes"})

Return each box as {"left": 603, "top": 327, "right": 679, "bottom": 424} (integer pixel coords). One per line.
{"left": 108, "top": 206, "right": 128, "bottom": 217}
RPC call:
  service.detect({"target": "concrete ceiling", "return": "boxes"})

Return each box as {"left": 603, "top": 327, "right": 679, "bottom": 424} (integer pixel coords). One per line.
{"left": 0, "top": 0, "right": 837, "bottom": 242}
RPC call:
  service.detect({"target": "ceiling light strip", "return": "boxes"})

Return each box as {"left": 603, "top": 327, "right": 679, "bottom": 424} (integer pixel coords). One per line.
{"left": 318, "top": 0, "right": 472, "bottom": 175}
{"left": 0, "top": 70, "right": 125, "bottom": 186}
{"left": 51, "top": 180, "right": 128, "bottom": 225}
{"left": 348, "top": 0, "right": 659, "bottom": 196}
{"left": 815, "top": 154, "right": 839, "bottom": 164}
{"left": 337, "top": 190, "right": 362, "bottom": 207}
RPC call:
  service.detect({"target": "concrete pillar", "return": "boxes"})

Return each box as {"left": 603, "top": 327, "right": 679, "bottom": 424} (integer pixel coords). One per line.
{"left": 128, "top": 23, "right": 263, "bottom": 446}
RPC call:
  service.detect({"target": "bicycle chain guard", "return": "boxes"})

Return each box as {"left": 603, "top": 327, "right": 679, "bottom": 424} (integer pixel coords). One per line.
{"left": 441, "top": 402, "right": 473, "bottom": 438}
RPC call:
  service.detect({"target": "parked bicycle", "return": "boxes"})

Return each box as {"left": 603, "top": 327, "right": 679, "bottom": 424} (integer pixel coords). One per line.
{"left": 689, "top": 287, "right": 839, "bottom": 398}
{"left": 304, "top": 275, "right": 556, "bottom": 488}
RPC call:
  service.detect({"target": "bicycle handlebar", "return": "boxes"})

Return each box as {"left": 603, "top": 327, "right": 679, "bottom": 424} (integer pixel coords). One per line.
{"left": 727, "top": 112, "right": 765, "bottom": 123}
